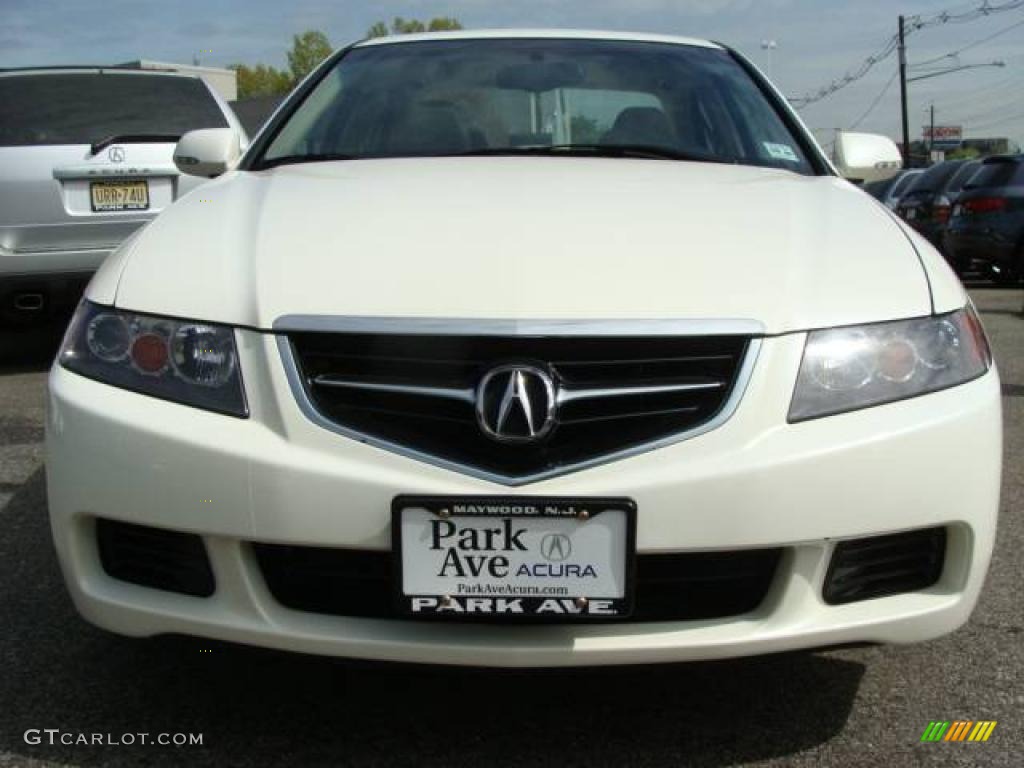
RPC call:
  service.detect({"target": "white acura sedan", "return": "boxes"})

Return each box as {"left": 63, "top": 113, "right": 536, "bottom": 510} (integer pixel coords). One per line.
{"left": 46, "top": 30, "right": 1002, "bottom": 667}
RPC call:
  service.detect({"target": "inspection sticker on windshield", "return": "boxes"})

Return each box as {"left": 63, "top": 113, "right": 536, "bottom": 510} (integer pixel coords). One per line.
{"left": 393, "top": 496, "right": 636, "bottom": 621}
{"left": 763, "top": 142, "right": 800, "bottom": 162}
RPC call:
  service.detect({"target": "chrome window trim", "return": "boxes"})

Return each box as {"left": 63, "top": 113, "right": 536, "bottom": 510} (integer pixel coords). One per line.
{"left": 274, "top": 315, "right": 766, "bottom": 337}
{"left": 275, "top": 325, "right": 762, "bottom": 487}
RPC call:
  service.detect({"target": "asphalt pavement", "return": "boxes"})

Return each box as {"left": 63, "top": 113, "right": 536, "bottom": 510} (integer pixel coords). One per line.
{"left": 0, "top": 287, "right": 1021, "bottom": 768}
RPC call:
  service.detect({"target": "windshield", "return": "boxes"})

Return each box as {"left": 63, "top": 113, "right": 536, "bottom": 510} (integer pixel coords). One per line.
{"left": 905, "top": 160, "right": 964, "bottom": 196}
{"left": 945, "top": 161, "right": 980, "bottom": 196}
{"left": 965, "top": 158, "right": 1024, "bottom": 189}
{"left": 0, "top": 72, "right": 228, "bottom": 147}
{"left": 256, "top": 38, "right": 816, "bottom": 174}
{"left": 890, "top": 172, "right": 919, "bottom": 197}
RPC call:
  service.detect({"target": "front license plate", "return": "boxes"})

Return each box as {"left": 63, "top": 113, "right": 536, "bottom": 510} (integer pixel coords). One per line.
{"left": 393, "top": 496, "right": 636, "bottom": 621}
{"left": 90, "top": 180, "right": 149, "bottom": 211}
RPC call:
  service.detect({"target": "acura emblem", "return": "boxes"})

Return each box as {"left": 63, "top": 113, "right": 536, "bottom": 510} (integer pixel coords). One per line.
{"left": 540, "top": 533, "right": 572, "bottom": 562}
{"left": 108, "top": 146, "right": 125, "bottom": 163}
{"left": 476, "top": 364, "right": 556, "bottom": 443}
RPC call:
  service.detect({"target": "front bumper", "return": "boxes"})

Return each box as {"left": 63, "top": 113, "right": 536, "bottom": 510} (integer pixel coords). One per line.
{"left": 45, "top": 330, "right": 1003, "bottom": 666}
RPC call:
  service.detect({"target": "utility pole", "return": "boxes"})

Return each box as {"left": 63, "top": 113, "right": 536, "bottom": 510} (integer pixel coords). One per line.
{"left": 761, "top": 39, "right": 777, "bottom": 80}
{"left": 929, "top": 104, "right": 935, "bottom": 156}
{"left": 898, "top": 15, "right": 910, "bottom": 166}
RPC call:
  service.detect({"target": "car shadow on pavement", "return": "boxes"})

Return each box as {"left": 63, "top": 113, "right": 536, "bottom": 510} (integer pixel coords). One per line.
{"left": 1, "top": 468, "right": 865, "bottom": 768}
{"left": 0, "top": 323, "right": 67, "bottom": 373}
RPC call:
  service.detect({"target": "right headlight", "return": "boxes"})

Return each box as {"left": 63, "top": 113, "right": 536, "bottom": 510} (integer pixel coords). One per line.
{"left": 789, "top": 305, "right": 991, "bottom": 422}
{"left": 59, "top": 300, "right": 248, "bottom": 417}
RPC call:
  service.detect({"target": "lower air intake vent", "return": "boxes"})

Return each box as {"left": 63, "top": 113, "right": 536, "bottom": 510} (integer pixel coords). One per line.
{"left": 96, "top": 519, "right": 215, "bottom": 597}
{"left": 824, "top": 527, "right": 947, "bottom": 605}
{"left": 251, "top": 544, "right": 782, "bottom": 622}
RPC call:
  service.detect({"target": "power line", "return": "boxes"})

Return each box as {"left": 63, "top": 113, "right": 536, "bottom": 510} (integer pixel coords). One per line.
{"left": 926, "top": 72, "right": 1024, "bottom": 120}
{"left": 963, "top": 108, "right": 1024, "bottom": 130}
{"left": 907, "top": 0, "right": 1024, "bottom": 30}
{"left": 940, "top": 91, "right": 1024, "bottom": 123}
{"left": 789, "top": 37, "right": 899, "bottom": 109}
{"left": 911, "top": 16, "right": 1024, "bottom": 68}
{"left": 850, "top": 70, "right": 899, "bottom": 129}
{"left": 790, "top": 0, "right": 1024, "bottom": 108}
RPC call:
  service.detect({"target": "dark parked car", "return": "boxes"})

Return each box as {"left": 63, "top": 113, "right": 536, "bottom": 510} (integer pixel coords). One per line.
{"left": 896, "top": 159, "right": 979, "bottom": 258}
{"left": 866, "top": 168, "right": 921, "bottom": 209}
{"left": 944, "top": 155, "right": 1024, "bottom": 285}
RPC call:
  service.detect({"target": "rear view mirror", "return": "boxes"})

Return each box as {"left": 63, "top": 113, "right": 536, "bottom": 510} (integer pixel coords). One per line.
{"left": 832, "top": 131, "right": 902, "bottom": 184}
{"left": 496, "top": 61, "right": 585, "bottom": 92}
{"left": 173, "top": 128, "right": 241, "bottom": 178}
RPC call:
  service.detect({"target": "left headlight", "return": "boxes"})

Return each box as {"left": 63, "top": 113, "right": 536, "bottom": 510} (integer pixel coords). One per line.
{"left": 59, "top": 300, "right": 248, "bottom": 417}
{"left": 789, "top": 306, "right": 991, "bottom": 422}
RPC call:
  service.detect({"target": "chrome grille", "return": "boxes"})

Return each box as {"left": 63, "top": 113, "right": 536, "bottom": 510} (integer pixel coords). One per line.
{"left": 280, "top": 325, "right": 757, "bottom": 483}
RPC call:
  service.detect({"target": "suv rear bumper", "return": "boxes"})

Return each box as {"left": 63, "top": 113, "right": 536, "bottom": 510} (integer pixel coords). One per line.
{"left": 0, "top": 243, "right": 113, "bottom": 276}
{"left": 944, "top": 229, "right": 1018, "bottom": 271}
{"left": 0, "top": 271, "right": 92, "bottom": 327}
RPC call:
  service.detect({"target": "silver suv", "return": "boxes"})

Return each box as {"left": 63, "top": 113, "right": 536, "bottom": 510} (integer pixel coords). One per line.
{"left": 0, "top": 67, "right": 246, "bottom": 326}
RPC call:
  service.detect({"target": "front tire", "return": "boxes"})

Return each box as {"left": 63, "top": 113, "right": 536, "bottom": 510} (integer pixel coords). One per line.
{"left": 990, "top": 246, "right": 1023, "bottom": 286}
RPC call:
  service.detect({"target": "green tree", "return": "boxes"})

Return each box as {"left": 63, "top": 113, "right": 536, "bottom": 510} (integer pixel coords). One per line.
{"left": 946, "top": 146, "right": 980, "bottom": 161}
{"left": 427, "top": 17, "right": 463, "bottom": 31}
{"left": 366, "top": 21, "right": 390, "bottom": 38}
{"left": 287, "top": 30, "right": 332, "bottom": 83}
{"left": 366, "top": 16, "right": 463, "bottom": 38}
{"left": 230, "top": 63, "right": 292, "bottom": 99}
{"left": 391, "top": 17, "right": 426, "bottom": 34}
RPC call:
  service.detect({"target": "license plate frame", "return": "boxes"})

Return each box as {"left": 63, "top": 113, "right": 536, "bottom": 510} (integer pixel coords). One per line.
{"left": 392, "top": 495, "right": 637, "bottom": 622}
{"left": 90, "top": 180, "right": 149, "bottom": 212}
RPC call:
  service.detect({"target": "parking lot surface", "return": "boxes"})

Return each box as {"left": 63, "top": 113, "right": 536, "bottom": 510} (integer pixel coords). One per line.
{"left": 1, "top": 287, "right": 1021, "bottom": 768}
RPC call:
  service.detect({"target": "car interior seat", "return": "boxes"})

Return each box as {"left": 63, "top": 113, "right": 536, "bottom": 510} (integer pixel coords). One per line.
{"left": 601, "top": 107, "right": 677, "bottom": 147}
{"left": 387, "top": 101, "right": 471, "bottom": 155}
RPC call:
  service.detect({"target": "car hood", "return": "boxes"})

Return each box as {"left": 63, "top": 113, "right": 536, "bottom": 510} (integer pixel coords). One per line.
{"left": 111, "top": 158, "right": 932, "bottom": 333}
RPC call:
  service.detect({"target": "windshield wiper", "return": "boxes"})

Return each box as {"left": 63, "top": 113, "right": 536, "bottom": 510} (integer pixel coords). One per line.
{"left": 252, "top": 145, "right": 721, "bottom": 168}
{"left": 89, "top": 133, "right": 181, "bottom": 156}
{"left": 447, "top": 144, "right": 720, "bottom": 162}
{"left": 255, "top": 153, "right": 360, "bottom": 170}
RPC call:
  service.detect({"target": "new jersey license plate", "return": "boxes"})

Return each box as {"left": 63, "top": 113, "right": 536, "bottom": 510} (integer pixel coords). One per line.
{"left": 90, "top": 180, "right": 149, "bottom": 212}
{"left": 393, "top": 496, "right": 636, "bottom": 620}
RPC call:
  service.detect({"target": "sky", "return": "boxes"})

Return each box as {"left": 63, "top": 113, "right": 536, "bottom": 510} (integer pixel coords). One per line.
{"left": 4, "top": 0, "right": 1023, "bottom": 150}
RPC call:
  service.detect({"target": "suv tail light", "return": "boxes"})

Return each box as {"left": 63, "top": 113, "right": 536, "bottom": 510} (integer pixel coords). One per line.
{"left": 933, "top": 196, "right": 952, "bottom": 224}
{"left": 963, "top": 197, "right": 1007, "bottom": 215}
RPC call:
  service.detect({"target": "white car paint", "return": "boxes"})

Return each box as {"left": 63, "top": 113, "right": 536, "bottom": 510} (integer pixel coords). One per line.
{"left": 110, "top": 159, "right": 941, "bottom": 333}
{"left": 46, "top": 30, "right": 1002, "bottom": 667}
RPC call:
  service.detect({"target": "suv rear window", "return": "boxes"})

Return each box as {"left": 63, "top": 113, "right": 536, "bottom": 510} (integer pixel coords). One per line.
{"left": 906, "top": 161, "right": 964, "bottom": 194}
{"left": 965, "top": 158, "right": 1024, "bottom": 189}
{"left": 0, "top": 72, "right": 228, "bottom": 147}
{"left": 945, "top": 161, "right": 981, "bottom": 196}
{"left": 890, "top": 172, "right": 918, "bottom": 197}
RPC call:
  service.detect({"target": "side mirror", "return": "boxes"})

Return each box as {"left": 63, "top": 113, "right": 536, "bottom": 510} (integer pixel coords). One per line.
{"left": 832, "top": 131, "right": 903, "bottom": 184}
{"left": 173, "top": 128, "right": 241, "bottom": 178}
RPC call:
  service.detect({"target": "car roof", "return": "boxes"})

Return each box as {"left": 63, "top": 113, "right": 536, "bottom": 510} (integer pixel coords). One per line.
{"left": 0, "top": 66, "right": 198, "bottom": 79}
{"left": 354, "top": 28, "right": 723, "bottom": 50}
{"left": 981, "top": 154, "right": 1023, "bottom": 165}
